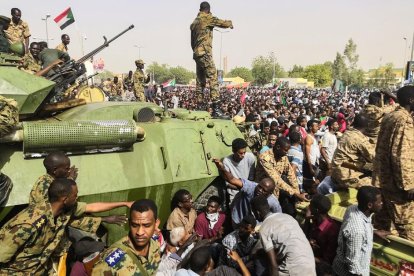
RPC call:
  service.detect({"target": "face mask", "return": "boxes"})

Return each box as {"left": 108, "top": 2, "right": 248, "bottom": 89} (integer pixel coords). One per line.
{"left": 206, "top": 212, "right": 219, "bottom": 229}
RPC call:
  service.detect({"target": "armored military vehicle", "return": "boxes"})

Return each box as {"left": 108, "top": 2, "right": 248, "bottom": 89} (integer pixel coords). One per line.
{"left": 0, "top": 26, "right": 242, "bottom": 245}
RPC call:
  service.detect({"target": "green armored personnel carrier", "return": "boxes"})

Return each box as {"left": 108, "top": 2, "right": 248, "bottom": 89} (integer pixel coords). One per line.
{"left": 0, "top": 25, "right": 242, "bottom": 245}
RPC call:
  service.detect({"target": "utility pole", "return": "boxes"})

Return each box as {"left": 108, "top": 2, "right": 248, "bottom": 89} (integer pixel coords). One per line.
{"left": 134, "top": 45, "right": 143, "bottom": 59}
{"left": 214, "top": 29, "right": 229, "bottom": 70}
{"left": 41, "top": 14, "right": 51, "bottom": 44}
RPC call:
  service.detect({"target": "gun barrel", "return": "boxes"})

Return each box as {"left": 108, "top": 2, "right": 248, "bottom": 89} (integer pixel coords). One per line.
{"left": 76, "top": 25, "right": 135, "bottom": 64}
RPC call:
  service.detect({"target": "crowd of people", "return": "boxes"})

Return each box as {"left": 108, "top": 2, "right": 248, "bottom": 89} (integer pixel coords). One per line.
{"left": 0, "top": 84, "right": 413, "bottom": 276}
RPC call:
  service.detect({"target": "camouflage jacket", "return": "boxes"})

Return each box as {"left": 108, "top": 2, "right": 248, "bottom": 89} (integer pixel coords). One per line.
{"left": 133, "top": 69, "right": 147, "bottom": 92}
{"left": 19, "top": 53, "right": 42, "bottom": 74}
{"left": 29, "top": 174, "right": 102, "bottom": 231}
{"left": 0, "top": 201, "right": 94, "bottom": 275}
{"left": 331, "top": 128, "right": 375, "bottom": 188}
{"left": 0, "top": 95, "right": 18, "bottom": 138}
{"left": 92, "top": 236, "right": 161, "bottom": 276}
{"left": 363, "top": 104, "right": 397, "bottom": 140}
{"left": 373, "top": 107, "right": 414, "bottom": 203}
{"left": 4, "top": 19, "right": 30, "bottom": 44}
{"left": 255, "top": 150, "right": 299, "bottom": 197}
{"left": 55, "top": 43, "right": 68, "bottom": 53}
{"left": 190, "top": 12, "right": 232, "bottom": 57}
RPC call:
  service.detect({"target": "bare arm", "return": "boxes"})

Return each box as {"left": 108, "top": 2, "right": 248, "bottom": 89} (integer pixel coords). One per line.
{"left": 212, "top": 159, "right": 243, "bottom": 189}
{"left": 304, "top": 135, "right": 314, "bottom": 175}
{"left": 267, "top": 249, "right": 280, "bottom": 276}
{"left": 229, "top": 250, "right": 251, "bottom": 276}
{"left": 35, "top": 59, "right": 63, "bottom": 77}
{"left": 85, "top": 201, "right": 133, "bottom": 213}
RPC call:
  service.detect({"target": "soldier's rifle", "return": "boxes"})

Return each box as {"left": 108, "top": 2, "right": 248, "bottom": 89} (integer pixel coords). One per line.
{"left": 41, "top": 25, "right": 135, "bottom": 105}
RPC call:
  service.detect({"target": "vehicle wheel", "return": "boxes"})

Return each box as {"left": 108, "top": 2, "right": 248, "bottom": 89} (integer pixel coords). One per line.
{"left": 194, "top": 177, "right": 226, "bottom": 212}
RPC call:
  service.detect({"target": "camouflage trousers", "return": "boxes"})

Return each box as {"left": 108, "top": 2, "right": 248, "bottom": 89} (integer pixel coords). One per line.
{"left": 193, "top": 54, "right": 219, "bottom": 102}
{"left": 0, "top": 96, "right": 18, "bottom": 137}
{"left": 331, "top": 167, "right": 372, "bottom": 189}
{"left": 134, "top": 87, "right": 145, "bottom": 102}
{"left": 382, "top": 196, "right": 414, "bottom": 241}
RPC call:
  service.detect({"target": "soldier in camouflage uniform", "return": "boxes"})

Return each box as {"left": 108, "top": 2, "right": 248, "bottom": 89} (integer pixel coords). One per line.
{"left": 372, "top": 86, "right": 414, "bottom": 241}
{"left": 92, "top": 199, "right": 161, "bottom": 275}
{"left": 55, "top": 34, "right": 70, "bottom": 53}
{"left": 0, "top": 178, "right": 96, "bottom": 274}
{"left": 256, "top": 137, "right": 308, "bottom": 201}
{"left": 190, "top": 2, "right": 233, "bottom": 103}
{"left": 110, "top": 76, "right": 124, "bottom": 98}
{"left": 19, "top": 41, "right": 41, "bottom": 74}
{"left": 0, "top": 95, "right": 18, "bottom": 138}
{"left": 133, "top": 59, "right": 150, "bottom": 102}
{"left": 331, "top": 114, "right": 375, "bottom": 189}
{"left": 4, "top": 8, "right": 30, "bottom": 54}
{"left": 362, "top": 91, "right": 397, "bottom": 143}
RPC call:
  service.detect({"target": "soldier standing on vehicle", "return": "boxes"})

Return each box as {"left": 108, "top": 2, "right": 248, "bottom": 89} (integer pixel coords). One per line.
{"left": 373, "top": 85, "right": 414, "bottom": 241}
{"left": 330, "top": 114, "right": 375, "bottom": 189}
{"left": 190, "top": 2, "right": 233, "bottom": 107}
{"left": 133, "top": 59, "right": 150, "bottom": 102}
{"left": 4, "top": 8, "right": 30, "bottom": 54}
{"left": 55, "top": 34, "right": 70, "bottom": 53}
{"left": 92, "top": 199, "right": 161, "bottom": 275}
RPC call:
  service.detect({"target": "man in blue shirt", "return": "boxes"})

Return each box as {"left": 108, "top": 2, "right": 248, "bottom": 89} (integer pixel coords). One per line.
{"left": 213, "top": 159, "right": 282, "bottom": 228}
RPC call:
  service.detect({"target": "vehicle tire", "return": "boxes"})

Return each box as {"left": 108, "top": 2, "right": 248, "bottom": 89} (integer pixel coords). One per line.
{"left": 194, "top": 177, "right": 226, "bottom": 212}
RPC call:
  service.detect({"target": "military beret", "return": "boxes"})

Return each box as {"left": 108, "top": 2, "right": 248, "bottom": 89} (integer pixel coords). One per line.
{"left": 0, "top": 16, "right": 11, "bottom": 24}
{"left": 135, "top": 59, "right": 145, "bottom": 65}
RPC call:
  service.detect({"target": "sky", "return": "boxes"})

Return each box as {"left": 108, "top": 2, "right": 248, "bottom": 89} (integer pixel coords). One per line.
{"left": 2, "top": 0, "right": 414, "bottom": 74}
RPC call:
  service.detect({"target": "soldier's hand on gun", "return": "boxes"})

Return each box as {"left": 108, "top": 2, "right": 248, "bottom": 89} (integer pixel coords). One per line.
{"left": 101, "top": 215, "right": 128, "bottom": 225}
{"left": 68, "top": 165, "right": 78, "bottom": 180}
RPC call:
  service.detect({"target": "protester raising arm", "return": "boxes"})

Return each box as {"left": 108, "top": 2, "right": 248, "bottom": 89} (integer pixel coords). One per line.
{"left": 212, "top": 158, "right": 243, "bottom": 189}
{"left": 85, "top": 201, "right": 133, "bottom": 213}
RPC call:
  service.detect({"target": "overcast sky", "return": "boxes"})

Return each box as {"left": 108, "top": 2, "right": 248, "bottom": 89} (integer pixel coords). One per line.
{"left": 2, "top": 0, "right": 413, "bottom": 73}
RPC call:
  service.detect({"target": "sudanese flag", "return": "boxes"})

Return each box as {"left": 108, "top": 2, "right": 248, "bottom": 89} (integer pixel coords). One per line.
{"left": 54, "top": 7, "right": 75, "bottom": 30}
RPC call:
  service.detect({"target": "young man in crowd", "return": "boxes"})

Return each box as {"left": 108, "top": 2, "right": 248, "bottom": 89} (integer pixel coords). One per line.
{"left": 303, "top": 194, "right": 340, "bottom": 265}
{"left": 213, "top": 158, "right": 281, "bottom": 227}
{"left": 194, "top": 196, "right": 226, "bottom": 241}
{"left": 319, "top": 118, "right": 339, "bottom": 179}
{"left": 220, "top": 215, "right": 258, "bottom": 272}
{"left": 303, "top": 119, "right": 321, "bottom": 181}
{"left": 251, "top": 195, "right": 316, "bottom": 276}
{"left": 223, "top": 138, "right": 256, "bottom": 204}
{"left": 332, "top": 186, "right": 388, "bottom": 276}
{"left": 287, "top": 131, "right": 304, "bottom": 193}
{"left": 167, "top": 189, "right": 197, "bottom": 234}
{"left": 259, "top": 131, "right": 277, "bottom": 154}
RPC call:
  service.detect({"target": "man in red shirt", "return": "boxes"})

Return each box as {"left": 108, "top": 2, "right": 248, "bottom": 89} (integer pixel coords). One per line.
{"left": 304, "top": 194, "right": 340, "bottom": 265}
{"left": 194, "top": 196, "right": 226, "bottom": 242}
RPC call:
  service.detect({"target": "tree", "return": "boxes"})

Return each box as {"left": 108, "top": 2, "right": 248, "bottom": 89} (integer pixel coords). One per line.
{"left": 169, "top": 66, "right": 195, "bottom": 84}
{"left": 303, "top": 63, "right": 333, "bottom": 87}
{"left": 96, "top": 70, "right": 114, "bottom": 82}
{"left": 344, "top": 38, "right": 359, "bottom": 70}
{"left": 226, "top": 67, "right": 253, "bottom": 82}
{"left": 367, "top": 63, "right": 396, "bottom": 89}
{"left": 288, "top": 65, "right": 305, "bottom": 78}
{"left": 146, "top": 62, "right": 173, "bottom": 84}
{"left": 251, "top": 53, "right": 286, "bottom": 86}
{"left": 332, "top": 52, "right": 347, "bottom": 81}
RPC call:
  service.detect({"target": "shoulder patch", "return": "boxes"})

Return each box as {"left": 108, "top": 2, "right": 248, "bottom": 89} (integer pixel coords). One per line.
{"left": 33, "top": 215, "right": 47, "bottom": 230}
{"left": 105, "top": 248, "right": 126, "bottom": 267}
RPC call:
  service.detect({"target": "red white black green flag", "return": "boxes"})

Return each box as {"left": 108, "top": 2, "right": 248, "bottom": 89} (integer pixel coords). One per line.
{"left": 54, "top": 7, "right": 75, "bottom": 30}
